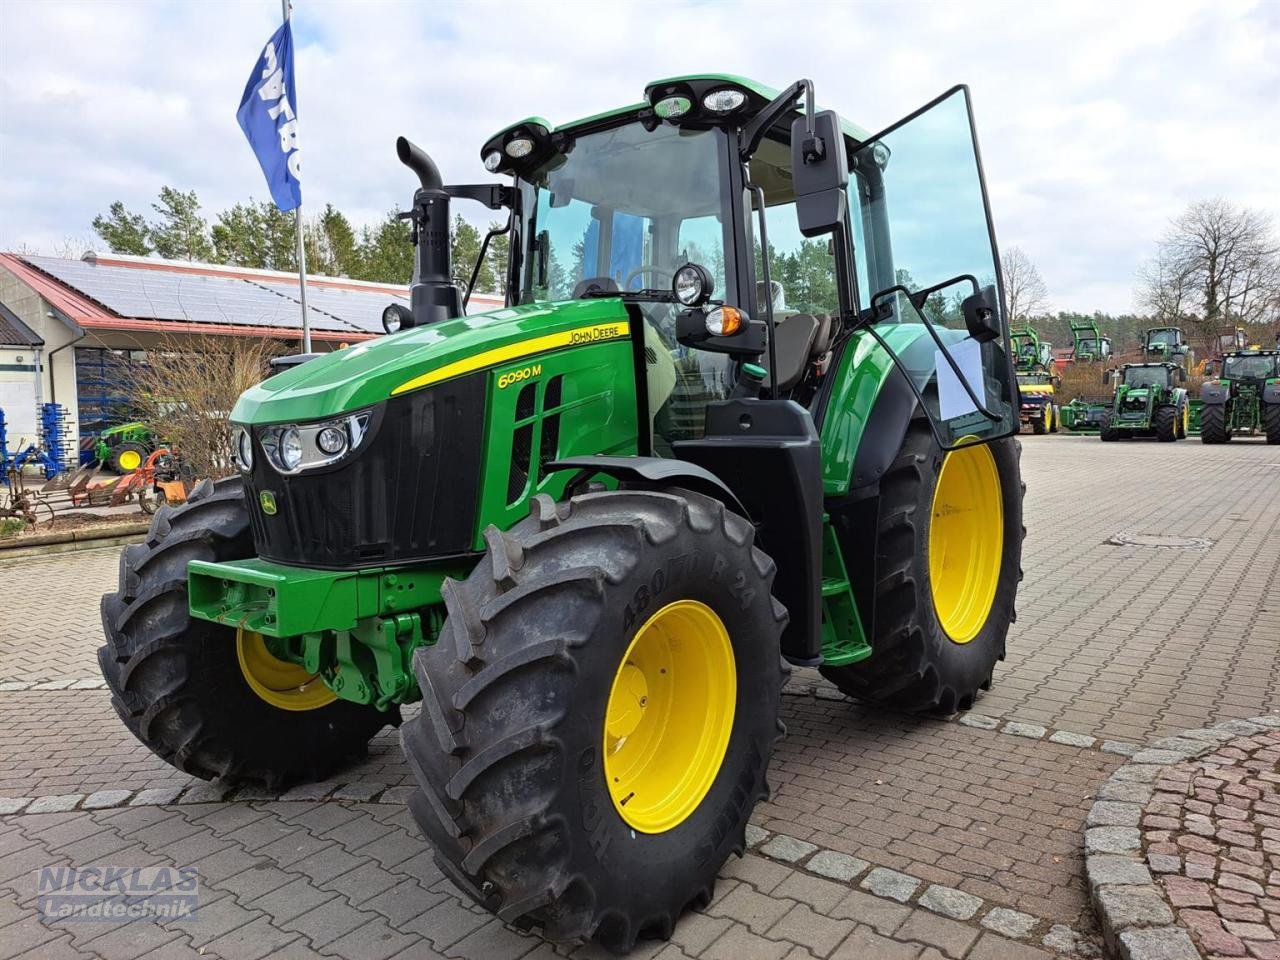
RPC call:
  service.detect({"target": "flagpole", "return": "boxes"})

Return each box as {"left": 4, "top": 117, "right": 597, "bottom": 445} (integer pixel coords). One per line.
{"left": 281, "top": 0, "right": 311, "bottom": 353}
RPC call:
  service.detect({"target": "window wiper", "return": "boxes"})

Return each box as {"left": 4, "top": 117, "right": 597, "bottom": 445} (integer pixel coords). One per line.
{"left": 578, "top": 287, "right": 676, "bottom": 303}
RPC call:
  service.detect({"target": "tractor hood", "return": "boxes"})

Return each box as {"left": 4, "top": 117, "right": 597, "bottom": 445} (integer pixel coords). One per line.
{"left": 231, "top": 298, "right": 632, "bottom": 425}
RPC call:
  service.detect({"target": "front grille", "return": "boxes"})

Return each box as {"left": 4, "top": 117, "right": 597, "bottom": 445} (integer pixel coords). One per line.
{"left": 243, "top": 373, "right": 487, "bottom": 569}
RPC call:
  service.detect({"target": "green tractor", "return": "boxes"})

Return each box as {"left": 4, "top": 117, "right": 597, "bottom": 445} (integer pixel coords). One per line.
{"left": 94, "top": 421, "right": 155, "bottom": 473}
{"left": 1199, "top": 350, "right": 1280, "bottom": 444}
{"left": 98, "top": 76, "right": 1024, "bottom": 952}
{"left": 1011, "top": 324, "right": 1053, "bottom": 372}
{"left": 1068, "top": 318, "right": 1111, "bottom": 363}
{"left": 1099, "top": 362, "right": 1191, "bottom": 442}
{"left": 1143, "top": 326, "right": 1192, "bottom": 368}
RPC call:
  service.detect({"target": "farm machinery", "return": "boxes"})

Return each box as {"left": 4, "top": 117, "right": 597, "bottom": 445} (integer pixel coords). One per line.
{"left": 1144, "top": 326, "right": 1192, "bottom": 368}
{"left": 1199, "top": 350, "right": 1280, "bottom": 444}
{"left": 1011, "top": 324, "right": 1054, "bottom": 372}
{"left": 93, "top": 421, "right": 156, "bottom": 474}
{"left": 1067, "top": 318, "right": 1111, "bottom": 363}
{"left": 1099, "top": 362, "right": 1191, "bottom": 442}
{"left": 1016, "top": 370, "right": 1059, "bottom": 433}
{"left": 98, "top": 76, "right": 1024, "bottom": 952}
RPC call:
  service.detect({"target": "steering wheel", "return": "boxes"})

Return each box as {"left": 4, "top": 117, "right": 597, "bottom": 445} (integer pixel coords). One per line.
{"left": 623, "top": 266, "right": 673, "bottom": 291}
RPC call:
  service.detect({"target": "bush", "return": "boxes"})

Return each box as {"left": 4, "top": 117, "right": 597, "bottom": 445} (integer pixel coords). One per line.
{"left": 132, "top": 335, "right": 285, "bottom": 479}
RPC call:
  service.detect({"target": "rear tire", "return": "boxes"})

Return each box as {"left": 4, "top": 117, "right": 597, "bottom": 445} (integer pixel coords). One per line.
{"left": 107, "top": 440, "right": 148, "bottom": 474}
{"left": 1049, "top": 405, "right": 1060, "bottom": 433}
{"left": 1155, "top": 406, "right": 1177, "bottom": 442}
{"left": 98, "top": 477, "right": 395, "bottom": 787}
{"left": 401, "top": 488, "right": 787, "bottom": 953}
{"left": 1200, "top": 404, "right": 1230, "bottom": 444}
{"left": 1031, "top": 405, "right": 1049, "bottom": 435}
{"left": 821, "top": 421, "right": 1023, "bottom": 715}
{"left": 1264, "top": 403, "right": 1280, "bottom": 445}
{"left": 1099, "top": 413, "right": 1119, "bottom": 442}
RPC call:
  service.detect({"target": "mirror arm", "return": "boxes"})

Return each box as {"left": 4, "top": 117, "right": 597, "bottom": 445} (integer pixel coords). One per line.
{"left": 740, "top": 79, "right": 815, "bottom": 161}
{"left": 445, "top": 184, "right": 515, "bottom": 211}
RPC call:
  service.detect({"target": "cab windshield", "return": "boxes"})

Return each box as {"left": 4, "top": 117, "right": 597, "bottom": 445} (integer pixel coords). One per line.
{"left": 513, "top": 121, "right": 735, "bottom": 445}
{"left": 1148, "top": 330, "right": 1180, "bottom": 348}
{"left": 1123, "top": 367, "right": 1171, "bottom": 389}
{"left": 1223, "top": 355, "right": 1276, "bottom": 379}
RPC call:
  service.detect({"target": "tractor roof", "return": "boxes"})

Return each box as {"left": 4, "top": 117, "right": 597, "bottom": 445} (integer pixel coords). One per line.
{"left": 1223, "top": 349, "right": 1279, "bottom": 358}
{"left": 486, "top": 74, "right": 872, "bottom": 150}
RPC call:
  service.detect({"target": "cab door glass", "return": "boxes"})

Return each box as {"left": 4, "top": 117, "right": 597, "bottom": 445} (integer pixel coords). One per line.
{"left": 847, "top": 87, "right": 1018, "bottom": 448}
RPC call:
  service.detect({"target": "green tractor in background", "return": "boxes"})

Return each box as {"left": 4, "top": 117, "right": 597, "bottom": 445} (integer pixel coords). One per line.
{"left": 94, "top": 421, "right": 155, "bottom": 473}
{"left": 1143, "top": 326, "right": 1192, "bottom": 369}
{"left": 1011, "top": 325, "right": 1059, "bottom": 433}
{"left": 98, "top": 76, "right": 1024, "bottom": 953}
{"left": 1068, "top": 318, "right": 1111, "bottom": 363}
{"left": 1099, "top": 362, "right": 1190, "bottom": 442}
{"left": 1199, "top": 350, "right": 1280, "bottom": 444}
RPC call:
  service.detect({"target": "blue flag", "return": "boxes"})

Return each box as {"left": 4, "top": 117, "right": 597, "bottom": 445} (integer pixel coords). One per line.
{"left": 237, "top": 22, "right": 301, "bottom": 212}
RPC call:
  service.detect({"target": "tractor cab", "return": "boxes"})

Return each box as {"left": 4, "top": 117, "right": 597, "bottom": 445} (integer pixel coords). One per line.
{"left": 1068, "top": 319, "right": 1111, "bottom": 362}
{"left": 1144, "top": 326, "right": 1189, "bottom": 360}
{"left": 1120, "top": 362, "right": 1180, "bottom": 390}
{"left": 1218, "top": 351, "right": 1277, "bottom": 383}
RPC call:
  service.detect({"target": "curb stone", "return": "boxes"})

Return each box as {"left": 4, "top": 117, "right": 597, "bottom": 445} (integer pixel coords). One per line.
{"left": 1083, "top": 714, "right": 1280, "bottom": 959}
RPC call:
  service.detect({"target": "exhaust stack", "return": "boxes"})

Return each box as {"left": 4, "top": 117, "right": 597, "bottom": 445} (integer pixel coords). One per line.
{"left": 396, "top": 136, "right": 461, "bottom": 325}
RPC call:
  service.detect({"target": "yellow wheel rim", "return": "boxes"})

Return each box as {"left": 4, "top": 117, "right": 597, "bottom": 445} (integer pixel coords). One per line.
{"left": 603, "top": 600, "right": 735, "bottom": 834}
{"left": 117, "top": 449, "right": 142, "bottom": 471}
{"left": 236, "top": 628, "right": 336, "bottom": 711}
{"left": 1044, "top": 406, "right": 1051, "bottom": 430}
{"left": 929, "top": 443, "right": 1004, "bottom": 644}
{"left": 1183, "top": 405, "right": 1189, "bottom": 435}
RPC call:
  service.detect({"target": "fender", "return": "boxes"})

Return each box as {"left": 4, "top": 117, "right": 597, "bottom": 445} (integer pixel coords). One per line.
{"left": 1263, "top": 382, "right": 1280, "bottom": 405}
{"left": 546, "top": 455, "right": 750, "bottom": 520}
{"left": 1201, "top": 382, "right": 1230, "bottom": 405}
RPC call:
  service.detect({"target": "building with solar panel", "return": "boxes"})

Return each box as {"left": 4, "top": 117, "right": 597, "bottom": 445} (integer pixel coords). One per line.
{"left": 0, "top": 251, "right": 502, "bottom": 461}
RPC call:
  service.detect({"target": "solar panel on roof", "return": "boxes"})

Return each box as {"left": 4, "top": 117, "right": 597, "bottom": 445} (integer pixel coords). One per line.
{"left": 20, "top": 256, "right": 384, "bottom": 334}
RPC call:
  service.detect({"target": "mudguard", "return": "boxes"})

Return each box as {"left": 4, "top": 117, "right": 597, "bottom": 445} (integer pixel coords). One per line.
{"left": 1201, "top": 382, "right": 1230, "bottom": 404}
{"left": 546, "top": 455, "right": 749, "bottom": 519}
{"left": 1263, "top": 382, "right": 1280, "bottom": 405}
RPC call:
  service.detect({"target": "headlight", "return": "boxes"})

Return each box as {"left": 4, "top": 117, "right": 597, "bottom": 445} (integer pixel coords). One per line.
{"left": 654, "top": 95, "right": 691, "bottom": 119}
{"left": 505, "top": 137, "right": 534, "bottom": 158}
{"left": 672, "top": 263, "right": 713, "bottom": 307}
{"left": 703, "top": 88, "right": 746, "bottom": 113}
{"left": 260, "top": 411, "right": 373, "bottom": 475}
{"left": 233, "top": 426, "right": 254, "bottom": 472}
{"left": 280, "top": 427, "right": 303, "bottom": 471}
{"left": 483, "top": 150, "right": 503, "bottom": 172}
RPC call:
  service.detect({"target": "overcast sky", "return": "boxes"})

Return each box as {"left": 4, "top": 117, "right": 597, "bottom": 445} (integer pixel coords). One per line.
{"left": 1, "top": 0, "right": 1276, "bottom": 314}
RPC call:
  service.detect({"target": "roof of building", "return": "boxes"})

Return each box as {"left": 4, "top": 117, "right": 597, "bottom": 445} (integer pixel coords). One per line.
{"left": 0, "top": 252, "right": 504, "bottom": 342}
{"left": 0, "top": 300, "right": 44, "bottom": 346}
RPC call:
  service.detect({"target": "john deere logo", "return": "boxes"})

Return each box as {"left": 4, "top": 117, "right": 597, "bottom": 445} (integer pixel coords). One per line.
{"left": 259, "top": 491, "right": 278, "bottom": 515}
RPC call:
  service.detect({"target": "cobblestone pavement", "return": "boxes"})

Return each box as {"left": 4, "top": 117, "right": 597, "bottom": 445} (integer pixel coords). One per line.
{"left": 1, "top": 435, "right": 1279, "bottom": 958}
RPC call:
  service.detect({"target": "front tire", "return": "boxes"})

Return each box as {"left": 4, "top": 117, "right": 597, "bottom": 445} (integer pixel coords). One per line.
{"left": 1155, "top": 406, "right": 1177, "bottom": 442}
{"left": 400, "top": 488, "right": 787, "bottom": 953}
{"left": 1264, "top": 403, "right": 1280, "bottom": 445}
{"left": 1031, "top": 405, "right": 1049, "bottom": 435}
{"left": 821, "top": 421, "right": 1023, "bottom": 714}
{"left": 98, "top": 478, "right": 395, "bottom": 787}
{"left": 1049, "top": 405, "right": 1060, "bottom": 433}
{"left": 1099, "top": 412, "right": 1119, "bottom": 442}
{"left": 107, "top": 440, "right": 148, "bottom": 474}
{"left": 1200, "top": 404, "right": 1230, "bottom": 443}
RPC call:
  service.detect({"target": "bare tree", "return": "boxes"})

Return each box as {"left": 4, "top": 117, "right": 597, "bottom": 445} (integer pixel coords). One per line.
{"left": 1001, "top": 246, "right": 1049, "bottom": 323}
{"left": 1139, "top": 199, "right": 1280, "bottom": 352}
{"left": 132, "top": 335, "right": 285, "bottom": 478}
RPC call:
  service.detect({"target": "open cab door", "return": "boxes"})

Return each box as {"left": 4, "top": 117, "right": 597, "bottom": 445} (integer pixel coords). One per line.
{"left": 849, "top": 86, "right": 1018, "bottom": 449}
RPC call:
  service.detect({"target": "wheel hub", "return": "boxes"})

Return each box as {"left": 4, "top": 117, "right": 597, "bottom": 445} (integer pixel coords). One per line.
{"left": 603, "top": 600, "right": 735, "bottom": 834}
{"left": 929, "top": 443, "right": 1003, "bottom": 644}
{"left": 236, "top": 628, "right": 336, "bottom": 711}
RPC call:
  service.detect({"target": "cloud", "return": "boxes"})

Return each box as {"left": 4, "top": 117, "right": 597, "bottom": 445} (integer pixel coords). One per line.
{"left": 1, "top": 0, "right": 1275, "bottom": 314}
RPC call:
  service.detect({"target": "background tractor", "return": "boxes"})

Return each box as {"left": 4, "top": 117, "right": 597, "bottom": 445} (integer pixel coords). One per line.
{"left": 1016, "top": 370, "right": 1059, "bottom": 434}
{"left": 1011, "top": 324, "right": 1054, "bottom": 372}
{"left": 1199, "top": 349, "right": 1280, "bottom": 444}
{"left": 1067, "top": 318, "right": 1111, "bottom": 363}
{"left": 1099, "top": 362, "right": 1190, "bottom": 442}
{"left": 93, "top": 421, "right": 156, "bottom": 473}
{"left": 1143, "top": 326, "right": 1193, "bottom": 370}
{"left": 98, "top": 76, "right": 1024, "bottom": 953}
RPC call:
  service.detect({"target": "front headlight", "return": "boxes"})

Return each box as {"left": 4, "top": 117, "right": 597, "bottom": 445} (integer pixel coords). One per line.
{"left": 260, "top": 411, "right": 373, "bottom": 475}
{"left": 233, "top": 426, "right": 254, "bottom": 472}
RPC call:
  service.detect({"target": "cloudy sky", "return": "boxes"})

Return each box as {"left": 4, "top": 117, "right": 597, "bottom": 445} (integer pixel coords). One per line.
{"left": 1, "top": 0, "right": 1276, "bottom": 313}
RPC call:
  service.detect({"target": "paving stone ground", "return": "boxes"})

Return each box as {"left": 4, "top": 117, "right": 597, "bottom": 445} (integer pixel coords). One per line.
{"left": 1, "top": 434, "right": 1279, "bottom": 959}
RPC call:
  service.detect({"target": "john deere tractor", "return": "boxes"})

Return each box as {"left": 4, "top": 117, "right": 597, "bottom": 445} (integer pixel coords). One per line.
{"left": 1099, "top": 362, "right": 1190, "bottom": 441}
{"left": 1144, "top": 326, "right": 1192, "bottom": 369}
{"left": 1068, "top": 318, "right": 1111, "bottom": 364}
{"left": 98, "top": 76, "right": 1023, "bottom": 953}
{"left": 1011, "top": 324, "right": 1053, "bottom": 372}
{"left": 1199, "top": 349, "right": 1280, "bottom": 444}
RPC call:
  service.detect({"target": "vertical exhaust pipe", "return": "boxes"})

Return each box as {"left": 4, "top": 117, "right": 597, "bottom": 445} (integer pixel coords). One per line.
{"left": 396, "top": 136, "right": 461, "bottom": 325}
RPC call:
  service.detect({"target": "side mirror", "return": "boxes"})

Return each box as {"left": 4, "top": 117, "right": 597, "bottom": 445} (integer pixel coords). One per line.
{"left": 960, "top": 285, "right": 1001, "bottom": 343}
{"left": 791, "top": 111, "right": 849, "bottom": 237}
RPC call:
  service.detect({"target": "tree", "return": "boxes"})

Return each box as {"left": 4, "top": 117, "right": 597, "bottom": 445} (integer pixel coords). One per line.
{"left": 149, "top": 187, "right": 213, "bottom": 261}
{"left": 212, "top": 200, "right": 297, "bottom": 271}
{"left": 92, "top": 202, "right": 153, "bottom": 256}
{"left": 306, "top": 204, "right": 359, "bottom": 278}
{"left": 353, "top": 211, "right": 413, "bottom": 284}
{"left": 1139, "top": 198, "right": 1280, "bottom": 352}
{"left": 1001, "top": 246, "right": 1049, "bottom": 324}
